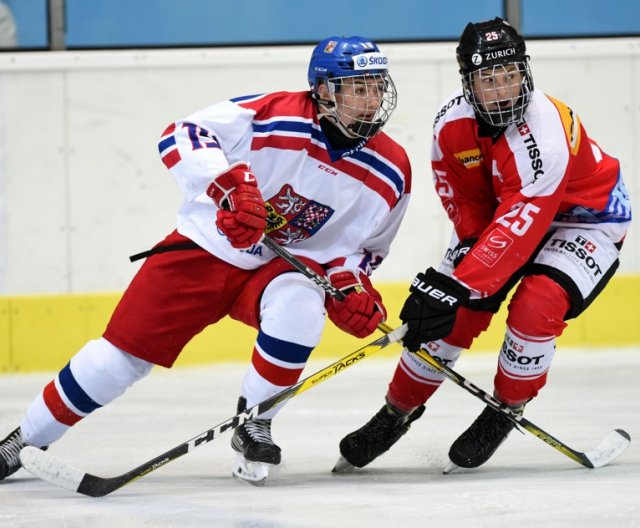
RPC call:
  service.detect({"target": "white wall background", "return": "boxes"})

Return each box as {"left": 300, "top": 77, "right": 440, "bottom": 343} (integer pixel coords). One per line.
{"left": 0, "top": 38, "right": 638, "bottom": 294}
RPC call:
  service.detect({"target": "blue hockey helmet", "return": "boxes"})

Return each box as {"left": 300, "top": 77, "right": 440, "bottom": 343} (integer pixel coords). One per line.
{"left": 307, "top": 36, "right": 397, "bottom": 139}
{"left": 308, "top": 36, "right": 388, "bottom": 91}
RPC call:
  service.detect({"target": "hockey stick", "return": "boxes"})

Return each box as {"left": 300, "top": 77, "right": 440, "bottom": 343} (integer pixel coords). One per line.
{"left": 261, "top": 236, "right": 346, "bottom": 300}
{"left": 20, "top": 325, "right": 407, "bottom": 497}
{"left": 261, "top": 238, "right": 630, "bottom": 469}
{"left": 412, "top": 348, "right": 630, "bottom": 469}
{"left": 260, "top": 236, "right": 396, "bottom": 332}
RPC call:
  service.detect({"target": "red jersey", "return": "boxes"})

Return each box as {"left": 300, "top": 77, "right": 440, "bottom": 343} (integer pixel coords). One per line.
{"left": 432, "top": 89, "right": 632, "bottom": 299}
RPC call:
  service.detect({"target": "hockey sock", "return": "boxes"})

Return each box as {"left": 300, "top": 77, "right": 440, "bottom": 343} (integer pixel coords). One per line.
{"left": 20, "top": 338, "right": 153, "bottom": 447}
{"left": 494, "top": 275, "right": 570, "bottom": 405}
{"left": 241, "top": 272, "right": 325, "bottom": 419}
{"left": 386, "top": 341, "right": 463, "bottom": 412}
{"left": 386, "top": 306, "right": 493, "bottom": 412}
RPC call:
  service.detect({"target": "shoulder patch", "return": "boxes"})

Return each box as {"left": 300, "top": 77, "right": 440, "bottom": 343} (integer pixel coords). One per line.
{"left": 547, "top": 95, "right": 581, "bottom": 155}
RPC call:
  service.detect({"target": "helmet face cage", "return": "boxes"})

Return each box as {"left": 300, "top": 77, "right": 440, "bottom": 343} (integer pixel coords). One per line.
{"left": 461, "top": 60, "right": 533, "bottom": 127}
{"left": 308, "top": 36, "right": 397, "bottom": 139}
{"left": 325, "top": 73, "right": 397, "bottom": 139}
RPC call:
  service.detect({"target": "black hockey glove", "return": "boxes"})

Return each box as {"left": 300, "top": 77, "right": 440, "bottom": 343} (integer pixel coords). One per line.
{"left": 451, "top": 238, "right": 478, "bottom": 268}
{"left": 400, "top": 267, "right": 470, "bottom": 352}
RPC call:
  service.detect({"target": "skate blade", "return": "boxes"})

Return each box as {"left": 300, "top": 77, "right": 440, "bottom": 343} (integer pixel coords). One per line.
{"left": 232, "top": 453, "right": 271, "bottom": 486}
{"left": 442, "top": 461, "right": 460, "bottom": 474}
{"left": 332, "top": 456, "right": 356, "bottom": 473}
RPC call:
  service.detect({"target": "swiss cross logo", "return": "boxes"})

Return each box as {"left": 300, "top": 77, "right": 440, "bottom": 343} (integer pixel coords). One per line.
{"left": 427, "top": 341, "right": 441, "bottom": 353}
{"left": 576, "top": 235, "right": 597, "bottom": 253}
{"left": 518, "top": 123, "right": 531, "bottom": 136}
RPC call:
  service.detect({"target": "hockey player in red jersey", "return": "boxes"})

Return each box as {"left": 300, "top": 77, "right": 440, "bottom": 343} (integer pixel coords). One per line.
{"left": 335, "top": 18, "right": 632, "bottom": 473}
{"left": 0, "top": 36, "right": 411, "bottom": 485}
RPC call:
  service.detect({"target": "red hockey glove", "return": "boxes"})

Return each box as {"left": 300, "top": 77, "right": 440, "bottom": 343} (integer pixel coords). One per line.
{"left": 206, "top": 162, "right": 267, "bottom": 249}
{"left": 326, "top": 269, "right": 387, "bottom": 339}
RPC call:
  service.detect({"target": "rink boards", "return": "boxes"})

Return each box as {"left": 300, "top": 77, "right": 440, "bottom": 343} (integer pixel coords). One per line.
{"left": 1, "top": 275, "right": 638, "bottom": 373}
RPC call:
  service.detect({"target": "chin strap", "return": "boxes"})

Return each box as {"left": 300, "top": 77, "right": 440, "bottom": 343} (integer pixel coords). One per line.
{"left": 317, "top": 103, "right": 359, "bottom": 140}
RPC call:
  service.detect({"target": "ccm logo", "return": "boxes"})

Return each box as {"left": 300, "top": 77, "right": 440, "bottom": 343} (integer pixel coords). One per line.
{"left": 242, "top": 171, "right": 256, "bottom": 183}
{"left": 412, "top": 278, "right": 459, "bottom": 306}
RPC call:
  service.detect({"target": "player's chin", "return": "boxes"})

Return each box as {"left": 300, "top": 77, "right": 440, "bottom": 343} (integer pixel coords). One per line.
{"left": 484, "top": 103, "right": 512, "bottom": 114}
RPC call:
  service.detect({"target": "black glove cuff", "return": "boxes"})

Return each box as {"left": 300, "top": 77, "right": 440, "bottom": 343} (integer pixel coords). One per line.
{"left": 452, "top": 237, "right": 479, "bottom": 268}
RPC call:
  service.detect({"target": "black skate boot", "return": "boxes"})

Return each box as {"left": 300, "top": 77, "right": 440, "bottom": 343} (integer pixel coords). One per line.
{"left": 445, "top": 403, "right": 524, "bottom": 473}
{"left": 231, "top": 397, "right": 281, "bottom": 486}
{"left": 333, "top": 402, "right": 425, "bottom": 472}
{"left": 0, "top": 427, "right": 47, "bottom": 480}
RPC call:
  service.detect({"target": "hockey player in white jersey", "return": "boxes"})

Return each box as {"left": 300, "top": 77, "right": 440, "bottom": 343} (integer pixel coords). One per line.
{"left": 0, "top": 36, "right": 411, "bottom": 485}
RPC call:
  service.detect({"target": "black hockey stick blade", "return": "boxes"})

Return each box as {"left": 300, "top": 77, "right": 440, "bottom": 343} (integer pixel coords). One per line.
{"left": 20, "top": 325, "right": 407, "bottom": 497}
{"left": 413, "top": 349, "right": 631, "bottom": 469}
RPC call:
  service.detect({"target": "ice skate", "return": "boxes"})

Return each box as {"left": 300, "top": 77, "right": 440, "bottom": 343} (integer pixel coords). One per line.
{"left": 231, "top": 397, "right": 281, "bottom": 486}
{"left": 444, "top": 403, "right": 524, "bottom": 474}
{"left": 333, "top": 402, "right": 425, "bottom": 472}
{"left": 0, "top": 427, "right": 47, "bottom": 481}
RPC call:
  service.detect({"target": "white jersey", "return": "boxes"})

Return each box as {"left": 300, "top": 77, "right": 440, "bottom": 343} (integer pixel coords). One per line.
{"left": 158, "top": 90, "right": 412, "bottom": 275}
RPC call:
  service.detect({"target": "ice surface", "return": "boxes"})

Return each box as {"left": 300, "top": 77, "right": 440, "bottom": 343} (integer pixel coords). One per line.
{"left": 1, "top": 348, "right": 639, "bottom": 527}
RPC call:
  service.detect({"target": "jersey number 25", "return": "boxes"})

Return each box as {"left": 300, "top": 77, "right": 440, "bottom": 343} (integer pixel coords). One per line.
{"left": 497, "top": 202, "right": 541, "bottom": 236}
